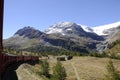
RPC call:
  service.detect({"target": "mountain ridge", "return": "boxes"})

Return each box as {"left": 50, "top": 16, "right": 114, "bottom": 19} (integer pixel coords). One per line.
{"left": 3, "top": 21, "right": 120, "bottom": 54}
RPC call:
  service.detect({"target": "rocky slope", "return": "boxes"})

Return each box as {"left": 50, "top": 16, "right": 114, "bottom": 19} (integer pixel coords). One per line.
{"left": 16, "top": 64, "right": 42, "bottom": 80}
{"left": 90, "top": 21, "right": 120, "bottom": 52}
{"left": 15, "top": 26, "right": 43, "bottom": 39}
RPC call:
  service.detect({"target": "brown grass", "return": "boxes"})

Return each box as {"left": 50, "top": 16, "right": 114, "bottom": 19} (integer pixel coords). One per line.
{"left": 49, "top": 56, "right": 120, "bottom": 80}
{"left": 17, "top": 56, "right": 120, "bottom": 80}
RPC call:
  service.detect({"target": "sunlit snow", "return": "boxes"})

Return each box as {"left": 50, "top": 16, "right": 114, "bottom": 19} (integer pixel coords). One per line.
{"left": 92, "top": 21, "right": 120, "bottom": 35}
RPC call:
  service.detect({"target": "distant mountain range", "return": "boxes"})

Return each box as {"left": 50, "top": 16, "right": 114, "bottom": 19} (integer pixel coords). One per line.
{"left": 3, "top": 21, "right": 120, "bottom": 54}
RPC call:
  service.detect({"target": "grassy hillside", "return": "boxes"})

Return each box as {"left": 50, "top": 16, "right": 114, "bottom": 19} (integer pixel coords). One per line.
{"left": 16, "top": 57, "right": 120, "bottom": 80}
{"left": 106, "top": 40, "right": 120, "bottom": 54}
{"left": 3, "top": 36, "right": 40, "bottom": 49}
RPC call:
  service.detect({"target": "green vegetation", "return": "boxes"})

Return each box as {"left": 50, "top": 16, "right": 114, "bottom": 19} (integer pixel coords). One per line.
{"left": 89, "top": 51, "right": 120, "bottom": 60}
{"left": 51, "top": 61, "right": 66, "bottom": 80}
{"left": 104, "top": 60, "right": 120, "bottom": 80}
{"left": 23, "top": 45, "right": 86, "bottom": 56}
{"left": 37, "top": 61, "right": 66, "bottom": 80}
{"left": 3, "top": 40, "right": 120, "bottom": 60}
{"left": 3, "top": 46, "right": 86, "bottom": 56}
{"left": 89, "top": 51, "right": 107, "bottom": 58}
{"left": 40, "top": 60, "right": 50, "bottom": 77}
{"left": 3, "top": 47, "right": 22, "bottom": 55}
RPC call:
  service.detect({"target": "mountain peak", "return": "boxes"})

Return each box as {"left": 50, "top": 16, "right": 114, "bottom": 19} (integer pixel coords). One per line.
{"left": 22, "top": 26, "right": 35, "bottom": 30}
{"left": 15, "top": 26, "right": 43, "bottom": 39}
{"left": 45, "top": 21, "right": 82, "bottom": 35}
{"left": 53, "top": 22, "right": 76, "bottom": 27}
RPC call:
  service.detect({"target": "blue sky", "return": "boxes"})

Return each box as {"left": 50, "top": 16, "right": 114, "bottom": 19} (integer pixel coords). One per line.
{"left": 3, "top": 0, "right": 120, "bottom": 39}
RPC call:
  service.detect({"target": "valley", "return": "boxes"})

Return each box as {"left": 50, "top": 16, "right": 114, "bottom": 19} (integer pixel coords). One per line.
{"left": 3, "top": 21, "right": 120, "bottom": 80}
{"left": 16, "top": 56, "right": 120, "bottom": 80}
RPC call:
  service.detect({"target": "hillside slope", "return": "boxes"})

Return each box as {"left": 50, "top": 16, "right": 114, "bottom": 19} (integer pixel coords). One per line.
{"left": 16, "top": 57, "right": 120, "bottom": 80}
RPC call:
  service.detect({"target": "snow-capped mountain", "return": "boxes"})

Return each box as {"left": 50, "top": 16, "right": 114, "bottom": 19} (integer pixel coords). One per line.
{"left": 3, "top": 25, "right": 98, "bottom": 53}
{"left": 44, "top": 21, "right": 120, "bottom": 52}
{"left": 45, "top": 22, "right": 96, "bottom": 36}
{"left": 3, "top": 21, "right": 120, "bottom": 53}
{"left": 45, "top": 22, "right": 103, "bottom": 41}
{"left": 45, "top": 22, "right": 84, "bottom": 35}
{"left": 45, "top": 21, "right": 120, "bottom": 36}
{"left": 92, "top": 21, "right": 120, "bottom": 35}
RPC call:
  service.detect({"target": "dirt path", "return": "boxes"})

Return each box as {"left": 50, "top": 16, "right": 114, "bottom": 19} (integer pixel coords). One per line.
{"left": 71, "top": 62, "right": 80, "bottom": 80}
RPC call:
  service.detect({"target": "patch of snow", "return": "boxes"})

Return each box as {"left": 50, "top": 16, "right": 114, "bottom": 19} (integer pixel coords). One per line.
{"left": 46, "top": 28, "right": 63, "bottom": 34}
{"left": 92, "top": 21, "right": 120, "bottom": 35}
{"left": 55, "top": 22, "right": 75, "bottom": 27}
{"left": 62, "top": 33, "right": 65, "bottom": 35}
{"left": 66, "top": 28, "right": 72, "bottom": 31}
{"left": 45, "top": 21, "right": 120, "bottom": 36}
{"left": 45, "top": 22, "right": 76, "bottom": 34}
{"left": 79, "top": 24, "right": 93, "bottom": 33}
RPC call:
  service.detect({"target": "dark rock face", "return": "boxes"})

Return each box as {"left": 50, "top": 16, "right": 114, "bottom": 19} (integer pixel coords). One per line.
{"left": 86, "top": 32, "right": 104, "bottom": 41}
{"left": 43, "top": 37, "right": 88, "bottom": 52}
{"left": 15, "top": 26, "right": 43, "bottom": 39}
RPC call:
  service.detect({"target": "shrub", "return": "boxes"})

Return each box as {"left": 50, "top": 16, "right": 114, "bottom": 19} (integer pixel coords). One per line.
{"left": 40, "top": 60, "right": 50, "bottom": 77}
{"left": 51, "top": 61, "right": 66, "bottom": 80}
{"left": 104, "top": 60, "right": 120, "bottom": 80}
